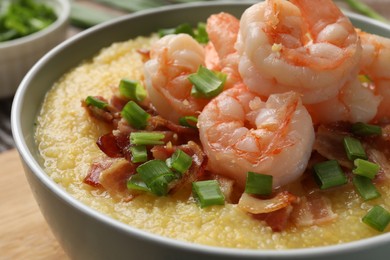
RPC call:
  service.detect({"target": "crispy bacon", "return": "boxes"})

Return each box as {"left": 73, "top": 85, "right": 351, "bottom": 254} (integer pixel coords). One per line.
{"left": 254, "top": 205, "right": 294, "bottom": 232}
{"left": 97, "top": 133, "right": 123, "bottom": 158}
{"left": 290, "top": 193, "right": 337, "bottom": 227}
{"left": 83, "top": 158, "right": 117, "bottom": 187}
{"left": 99, "top": 158, "right": 137, "bottom": 201}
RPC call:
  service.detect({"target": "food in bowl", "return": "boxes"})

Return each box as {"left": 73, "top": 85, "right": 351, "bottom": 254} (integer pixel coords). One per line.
{"left": 34, "top": 0, "right": 390, "bottom": 250}
{"left": 0, "top": 0, "right": 57, "bottom": 42}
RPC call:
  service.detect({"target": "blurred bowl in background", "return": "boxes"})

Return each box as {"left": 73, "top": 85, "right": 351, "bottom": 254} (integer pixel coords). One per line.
{"left": 0, "top": 0, "right": 70, "bottom": 98}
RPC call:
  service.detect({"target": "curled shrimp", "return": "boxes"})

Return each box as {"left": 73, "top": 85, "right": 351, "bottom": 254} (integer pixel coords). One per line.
{"left": 358, "top": 30, "right": 390, "bottom": 122}
{"left": 197, "top": 85, "right": 315, "bottom": 188}
{"left": 144, "top": 34, "right": 209, "bottom": 123}
{"left": 236, "top": 0, "right": 362, "bottom": 104}
{"left": 306, "top": 77, "right": 382, "bottom": 124}
{"left": 206, "top": 12, "right": 242, "bottom": 88}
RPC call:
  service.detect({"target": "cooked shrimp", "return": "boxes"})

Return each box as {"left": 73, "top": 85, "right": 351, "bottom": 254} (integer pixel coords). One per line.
{"left": 236, "top": 0, "right": 362, "bottom": 104}
{"left": 206, "top": 12, "right": 241, "bottom": 88}
{"left": 358, "top": 30, "right": 390, "bottom": 122}
{"left": 198, "top": 86, "right": 315, "bottom": 188}
{"left": 306, "top": 77, "right": 382, "bottom": 124}
{"left": 144, "top": 34, "right": 209, "bottom": 123}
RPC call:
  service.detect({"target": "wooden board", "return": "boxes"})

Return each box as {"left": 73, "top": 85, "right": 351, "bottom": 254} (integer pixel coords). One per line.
{"left": 0, "top": 149, "right": 67, "bottom": 259}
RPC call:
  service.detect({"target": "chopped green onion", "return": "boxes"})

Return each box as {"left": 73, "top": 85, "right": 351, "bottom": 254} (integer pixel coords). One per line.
{"left": 121, "top": 101, "right": 150, "bottom": 129}
{"left": 136, "top": 160, "right": 176, "bottom": 196}
{"left": 352, "top": 175, "right": 381, "bottom": 201}
{"left": 130, "top": 145, "right": 148, "bottom": 163}
{"left": 195, "top": 22, "right": 208, "bottom": 43}
{"left": 189, "top": 65, "right": 226, "bottom": 99}
{"left": 353, "top": 159, "right": 380, "bottom": 179}
{"left": 119, "top": 78, "right": 147, "bottom": 102}
{"left": 130, "top": 132, "right": 165, "bottom": 146}
{"left": 351, "top": 122, "right": 382, "bottom": 136}
{"left": 362, "top": 205, "right": 390, "bottom": 232}
{"left": 358, "top": 74, "right": 372, "bottom": 84}
{"left": 192, "top": 180, "right": 225, "bottom": 208}
{"left": 344, "top": 0, "right": 389, "bottom": 23}
{"left": 245, "top": 172, "right": 273, "bottom": 196}
{"left": 127, "top": 173, "right": 150, "bottom": 192}
{"left": 313, "top": 160, "right": 348, "bottom": 189}
{"left": 166, "top": 149, "right": 192, "bottom": 175}
{"left": 178, "top": 116, "right": 198, "bottom": 128}
{"left": 343, "top": 136, "right": 367, "bottom": 161}
{"left": 85, "top": 96, "right": 108, "bottom": 109}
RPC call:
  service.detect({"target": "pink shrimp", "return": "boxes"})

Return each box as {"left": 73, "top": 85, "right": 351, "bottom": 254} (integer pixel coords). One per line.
{"left": 198, "top": 85, "right": 314, "bottom": 188}
{"left": 236, "top": 0, "right": 362, "bottom": 104}
{"left": 144, "top": 34, "right": 209, "bottom": 123}
{"left": 206, "top": 12, "right": 242, "bottom": 88}
{"left": 358, "top": 30, "right": 390, "bottom": 122}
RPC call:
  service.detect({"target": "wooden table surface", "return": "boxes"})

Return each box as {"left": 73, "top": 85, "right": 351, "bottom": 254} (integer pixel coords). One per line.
{"left": 0, "top": 1, "right": 389, "bottom": 259}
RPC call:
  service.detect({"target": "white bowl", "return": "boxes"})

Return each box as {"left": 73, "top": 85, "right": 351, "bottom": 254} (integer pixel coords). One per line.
{"left": 0, "top": 0, "right": 70, "bottom": 98}
{"left": 11, "top": 1, "right": 390, "bottom": 259}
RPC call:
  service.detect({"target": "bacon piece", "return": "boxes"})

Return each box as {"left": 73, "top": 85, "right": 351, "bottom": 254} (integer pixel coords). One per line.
{"left": 290, "top": 193, "right": 337, "bottom": 227}
{"left": 168, "top": 141, "right": 208, "bottom": 194}
{"left": 97, "top": 133, "right": 122, "bottom": 158}
{"left": 314, "top": 124, "right": 353, "bottom": 169}
{"left": 238, "top": 191, "right": 297, "bottom": 214}
{"left": 99, "top": 158, "right": 137, "bottom": 201}
{"left": 254, "top": 205, "right": 294, "bottom": 232}
{"left": 137, "top": 48, "right": 150, "bottom": 62}
{"left": 83, "top": 158, "right": 117, "bottom": 187}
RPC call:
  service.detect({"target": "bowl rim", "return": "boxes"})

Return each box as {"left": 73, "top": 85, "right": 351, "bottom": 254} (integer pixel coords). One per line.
{"left": 0, "top": 0, "right": 70, "bottom": 49}
{"left": 11, "top": 1, "right": 390, "bottom": 258}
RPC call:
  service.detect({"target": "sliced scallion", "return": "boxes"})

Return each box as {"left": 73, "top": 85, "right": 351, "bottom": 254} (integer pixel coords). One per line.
{"left": 130, "top": 132, "right": 165, "bottom": 146}
{"left": 313, "top": 160, "right": 347, "bottom": 189}
{"left": 119, "top": 78, "right": 147, "bottom": 102}
{"left": 192, "top": 180, "right": 225, "bottom": 208}
{"left": 136, "top": 160, "right": 175, "bottom": 196}
{"left": 127, "top": 173, "right": 150, "bottom": 192}
{"left": 85, "top": 96, "right": 108, "bottom": 109}
{"left": 351, "top": 122, "right": 382, "bottom": 136}
{"left": 343, "top": 136, "right": 367, "bottom": 161}
{"left": 121, "top": 101, "right": 150, "bottom": 129}
{"left": 352, "top": 175, "right": 381, "bottom": 201}
{"left": 178, "top": 116, "right": 198, "bottom": 128}
{"left": 189, "top": 65, "right": 226, "bottom": 99}
{"left": 166, "top": 149, "right": 192, "bottom": 175}
{"left": 195, "top": 22, "right": 208, "bottom": 43}
{"left": 158, "top": 23, "right": 194, "bottom": 38}
{"left": 130, "top": 145, "right": 148, "bottom": 163}
{"left": 353, "top": 159, "right": 380, "bottom": 179}
{"left": 362, "top": 205, "right": 390, "bottom": 232}
{"left": 245, "top": 172, "right": 273, "bottom": 196}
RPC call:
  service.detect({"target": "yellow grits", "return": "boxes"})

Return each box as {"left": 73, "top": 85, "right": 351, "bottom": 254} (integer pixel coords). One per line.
{"left": 35, "top": 35, "right": 390, "bottom": 250}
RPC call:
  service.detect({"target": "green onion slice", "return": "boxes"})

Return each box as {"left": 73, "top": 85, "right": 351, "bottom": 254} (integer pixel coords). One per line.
{"left": 353, "top": 159, "right": 380, "bottom": 179}
{"left": 178, "top": 116, "right": 198, "bottom": 128}
{"left": 351, "top": 122, "right": 382, "bottom": 136}
{"left": 121, "top": 101, "right": 150, "bottom": 129}
{"left": 130, "top": 132, "right": 165, "bottom": 146}
{"left": 192, "top": 180, "right": 225, "bottom": 208}
{"left": 136, "top": 160, "right": 176, "bottom": 196}
{"left": 245, "top": 172, "right": 273, "bottom": 196}
{"left": 362, "top": 205, "right": 390, "bottom": 232}
{"left": 119, "top": 78, "right": 147, "bottom": 102}
{"left": 85, "top": 96, "right": 108, "bottom": 109}
{"left": 130, "top": 145, "right": 148, "bottom": 163}
{"left": 195, "top": 22, "right": 208, "bottom": 43}
{"left": 127, "top": 173, "right": 150, "bottom": 192}
{"left": 313, "top": 160, "right": 348, "bottom": 189}
{"left": 166, "top": 149, "right": 192, "bottom": 175}
{"left": 343, "top": 136, "right": 367, "bottom": 161}
{"left": 158, "top": 23, "right": 194, "bottom": 38}
{"left": 189, "top": 65, "right": 226, "bottom": 99}
{"left": 352, "top": 175, "right": 381, "bottom": 201}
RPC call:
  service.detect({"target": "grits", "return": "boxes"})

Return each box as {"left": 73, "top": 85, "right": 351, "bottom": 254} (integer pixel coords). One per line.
{"left": 35, "top": 35, "right": 390, "bottom": 250}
